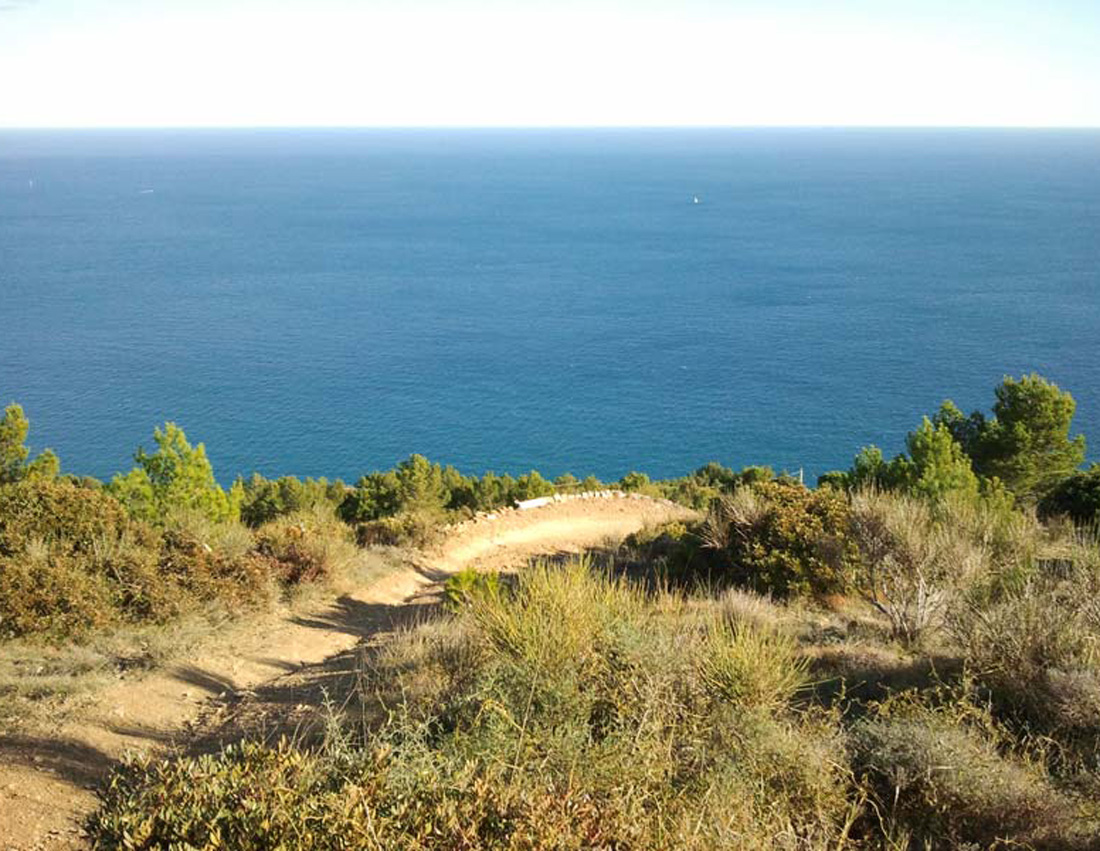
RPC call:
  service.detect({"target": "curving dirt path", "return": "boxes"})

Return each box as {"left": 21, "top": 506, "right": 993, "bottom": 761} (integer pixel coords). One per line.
{"left": 0, "top": 495, "right": 692, "bottom": 850}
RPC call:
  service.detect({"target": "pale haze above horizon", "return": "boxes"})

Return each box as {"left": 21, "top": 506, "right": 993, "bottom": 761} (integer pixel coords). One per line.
{"left": 1, "top": 0, "right": 1099, "bottom": 129}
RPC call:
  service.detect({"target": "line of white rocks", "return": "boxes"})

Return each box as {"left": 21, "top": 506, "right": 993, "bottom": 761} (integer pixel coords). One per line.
{"left": 448, "top": 490, "right": 679, "bottom": 530}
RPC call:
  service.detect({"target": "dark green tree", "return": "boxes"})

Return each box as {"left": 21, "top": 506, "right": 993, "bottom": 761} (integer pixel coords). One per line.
{"left": 618, "top": 471, "right": 651, "bottom": 492}
{"left": 693, "top": 462, "right": 737, "bottom": 490}
{"left": 339, "top": 470, "right": 402, "bottom": 523}
{"left": 553, "top": 472, "right": 580, "bottom": 491}
{"left": 238, "top": 474, "right": 346, "bottom": 527}
{"left": 514, "top": 470, "right": 554, "bottom": 501}
{"left": 982, "top": 374, "right": 1085, "bottom": 499}
{"left": 1038, "top": 465, "right": 1100, "bottom": 524}
{"left": 937, "top": 374, "right": 1085, "bottom": 501}
{"left": 394, "top": 454, "right": 448, "bottom": 513}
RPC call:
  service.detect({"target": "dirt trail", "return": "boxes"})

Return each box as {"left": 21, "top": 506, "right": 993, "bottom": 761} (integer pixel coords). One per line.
{"left": 0, "top": 495, "right": 691, "bottom": 850}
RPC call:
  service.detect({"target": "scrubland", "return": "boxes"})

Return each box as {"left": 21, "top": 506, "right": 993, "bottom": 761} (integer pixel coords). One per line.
{"left": 89, "top": 485, "right": 1100, "bottom": 850}
{"left": 4, "top": 374, "right": 1100, "bottom": 849}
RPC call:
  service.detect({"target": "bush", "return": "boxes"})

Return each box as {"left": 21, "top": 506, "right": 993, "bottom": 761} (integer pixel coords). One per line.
{"left": 699, "top": 616, "right": 807, "bottom": 711}
{"left": 621, "top": 520, "right": 706, "bottom": 579}
{"left": 0, "top": 550, "right": 117, "bottom": 639}
{"left": 0, "top": 479, "right": 368, "bottom": 641}
{"left": 848, "top": 490, "right": 986, "bottom": 646}
{"left": 88, "top": 530, "right": 181, "bottom": 623}
{"left": 851, "top": 694, "right": 1073, "bottom": 847}
{"left": 92, "top": 740, "right": 355, "bottom": 851}
{"left": 0, "top": 480, "right": 182, "bottom": 637}
{"left": 947, "top": 575, "right": 1100, "bottom": 764}
{"left": 0, "top": 479, "right": 132, "bottom": 557}
{"left": 341, "top": 457, "right": 566, "bottom": 524}
{"left": 701, "top": 481, "right": 859, "bottom": 597}
{"left": 442, "top": 566, "right": 504, "bottom": 611}
{"left": 254, "top": 507, "right": 358, "bottom": 586}
{"left": 354, "top": 512, "right": 444, "bottom": 548}
{"left": 157, "top": 529, "right": 278, "bottom": 610}
{"left": 239, "top": 474, "right": 347, "bottom": 528}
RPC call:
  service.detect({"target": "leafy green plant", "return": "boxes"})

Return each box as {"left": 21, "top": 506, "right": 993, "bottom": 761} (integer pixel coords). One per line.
{"left": 702, "top": 481, "right": 860, "bottom": 596}
{"left": 442, "top": 566, "right": 503, "bottom": 611}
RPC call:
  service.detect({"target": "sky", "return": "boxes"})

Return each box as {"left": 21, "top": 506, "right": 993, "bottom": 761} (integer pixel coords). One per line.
{"left": 1, "top": 0, "right": 1099, "bottom": 128}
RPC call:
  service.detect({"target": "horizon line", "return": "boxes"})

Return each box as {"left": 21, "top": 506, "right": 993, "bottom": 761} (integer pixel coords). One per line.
{"left": 2, "top": 123, "right": 1100, "bottom": 132}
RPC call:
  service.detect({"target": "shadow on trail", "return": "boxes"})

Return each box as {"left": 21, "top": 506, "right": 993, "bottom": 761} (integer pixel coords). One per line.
{"left": 170, "top": 664, "right": 239, "bottom": 697}
{"left": 0, "top": 734, "right": 115, "bottom": 790}
{"left": 189, "top": 596, "right": 444, "bottom": 754}
{"left": 181, "top": 544, "right": 617, "bottom": 756}
{"left": 290, "top": 594, "right": 435, "bottom": 640}
{"left": 411, "top": 562, "right": 452, "bottom": 585}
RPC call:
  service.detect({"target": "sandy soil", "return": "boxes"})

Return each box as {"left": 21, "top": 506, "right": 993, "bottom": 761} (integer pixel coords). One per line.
{"left": 0, "top": 495, "right": 691, "bottom": 850}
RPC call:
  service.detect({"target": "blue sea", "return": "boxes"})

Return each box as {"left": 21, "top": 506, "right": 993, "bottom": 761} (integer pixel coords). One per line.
{"left": 2, "top": 129, "right": 1098, "bottom": 484}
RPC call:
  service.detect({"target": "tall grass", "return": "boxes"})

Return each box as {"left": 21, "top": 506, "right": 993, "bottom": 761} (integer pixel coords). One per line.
{"left": 93, "top": 558, "right": 855, "bottom": 849}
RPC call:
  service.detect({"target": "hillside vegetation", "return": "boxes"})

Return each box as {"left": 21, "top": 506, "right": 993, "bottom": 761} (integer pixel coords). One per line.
{"left": 92, "top": 512, "right": 1100, "bottom": 848}
{"left": 3, "top": 374, "right": 1100, "bottom": 849}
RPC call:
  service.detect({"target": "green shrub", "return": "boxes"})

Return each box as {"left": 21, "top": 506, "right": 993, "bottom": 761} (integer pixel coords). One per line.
{"left": 238, "top": 474, "right": 347, "bottom": 527}
{"left": 1041, "top": 467, "right": 1100, "bottom": 525}
{"left": 339, "top": 455, "right": 450, "bottom": 523}
{"left": 92, "top": 740, "right": 358, "bottom": 851}
{"left": 617, "top": 470, "right": 653, "bottom": 492}
{"left": 621, "top": 520, "right": 707, "bottom": 578}
{"left": 442, "top": 566, "right": 504, "bottom": 611}
{"left": 948, "top": 576, "right": 1100, "bottom": 764}
{"left": 0, "top": 479, "right": 132, "bottom": 557}
{"left": 701, "top": 481, "right": 859, "bottom": 596}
